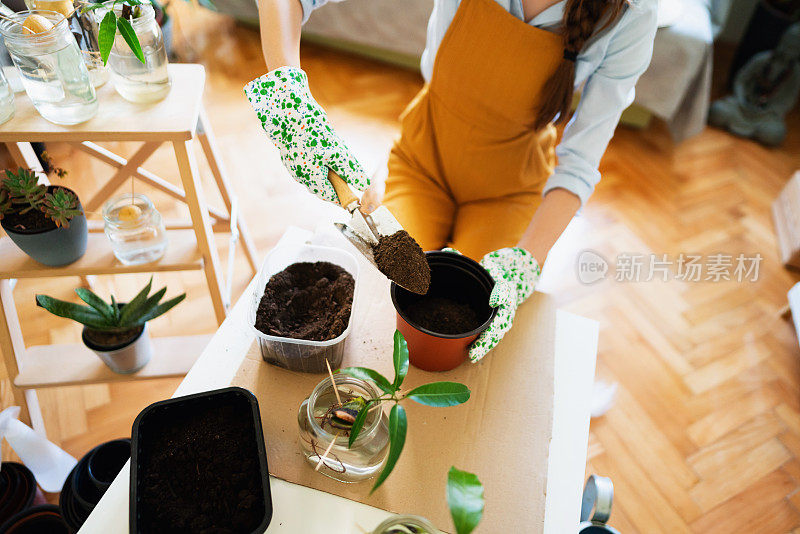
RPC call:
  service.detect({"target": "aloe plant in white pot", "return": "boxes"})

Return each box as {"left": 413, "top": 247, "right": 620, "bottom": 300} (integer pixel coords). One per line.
{"left": 35, "top": 277, "right": 185, "bottom": 374}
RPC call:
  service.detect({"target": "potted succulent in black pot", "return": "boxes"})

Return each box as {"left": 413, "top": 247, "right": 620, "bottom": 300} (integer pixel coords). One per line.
{"left": 0, "top": 168, "right": 88, "bottom": 266}
{"left": 35, "top": 277, "right": 185, "bottom": 374}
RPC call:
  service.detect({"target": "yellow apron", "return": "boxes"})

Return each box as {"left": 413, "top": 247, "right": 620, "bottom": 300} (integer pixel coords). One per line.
{"left": 383, "top": 0, "right": 562, "bottom": 260}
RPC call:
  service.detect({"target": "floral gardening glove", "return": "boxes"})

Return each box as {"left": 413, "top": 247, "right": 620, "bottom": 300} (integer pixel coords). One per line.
{"left": 469, "top": 247, "right": 541, "bottom": 362}
{"left": 244, "top": 67, "right": 369, "bottom": 203}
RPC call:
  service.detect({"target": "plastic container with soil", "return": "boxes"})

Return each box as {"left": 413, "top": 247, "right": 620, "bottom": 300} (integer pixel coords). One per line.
{"left": 249, "top": 242, "right": 359, "bottom": 373}
{"left": 130, "top": 387, "right": 272, "bottom": 534}
{"left": 391, "top": 251, "right": 497, "bottom": 371}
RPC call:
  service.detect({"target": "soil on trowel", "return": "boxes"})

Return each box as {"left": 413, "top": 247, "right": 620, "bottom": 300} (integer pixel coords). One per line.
{"left": 406, "top": 296, "right": 481, "bottom": 335}
{"left": 137, "top": 401, "right": 265, "bottom": 533}
{"left": 372, "top": 230, "right": 431, "bottom": 295}
{"left": 255, "top": 261, "right": 355, "bottom": 341}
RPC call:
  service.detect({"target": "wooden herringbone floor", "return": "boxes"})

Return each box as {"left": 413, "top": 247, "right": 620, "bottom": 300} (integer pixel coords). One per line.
{"left": 2, "top": 5, "right": 800, "bottom": 532}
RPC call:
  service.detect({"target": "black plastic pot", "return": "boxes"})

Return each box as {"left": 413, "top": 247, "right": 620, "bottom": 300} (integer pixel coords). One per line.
{"left": 86, "top": 439, "right": 130, "bottom": 494}
{"left": 0, "top": 504, "right": 70, "bottom": 534}
{"left": 727, "top": 1, "right": 796, "bottom": 88}
{"left": 391, "top": 251, "right": 496, "bottom": 371}
{"left": 0, "top": 463, "right": 43, "bottom": 526}
{"left": 130, "top": 387, "right": 272, "bottom": 534}
{"left": 0, "top": 186, "right": 88, "bottom": 267}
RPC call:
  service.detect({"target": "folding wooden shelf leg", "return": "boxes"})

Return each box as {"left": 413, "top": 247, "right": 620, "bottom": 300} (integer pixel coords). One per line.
{"left": 84, "top": 142, "right": 162, "bottom": 213}
{"left": 172, "top": 139, "right": 227, "bottom": 324}
{"left": 0, "top": 280, "right": 45, "bottom": 435}
{"left": 196, "top": 107, "right": 259, "bottom": 274}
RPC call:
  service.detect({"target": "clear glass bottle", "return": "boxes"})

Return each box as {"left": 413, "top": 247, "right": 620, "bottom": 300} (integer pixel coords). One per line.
{"left": 371, "top": 515, "right": 441, "bottom": 534}
{"left": 0, "top": 10, "right": 97, "bottom": 125}
{"left": 298, "top": 375, "right": 390, "bottom": 483}
{"left": 102, "top": 193, "right": 167, "bottom": 265}
{"left": 96, "top": 1, "right": 170, "bottom": 103}
{"left": 0, "top": 67, "right": 15, "bottom": 124}
{"left": 23, "top": 0, "right": 108, "bottom": 88}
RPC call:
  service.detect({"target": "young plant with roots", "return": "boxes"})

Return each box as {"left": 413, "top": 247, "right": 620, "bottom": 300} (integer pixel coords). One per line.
{"left": 323, "top": 330, "right": 471, "bottom": 493}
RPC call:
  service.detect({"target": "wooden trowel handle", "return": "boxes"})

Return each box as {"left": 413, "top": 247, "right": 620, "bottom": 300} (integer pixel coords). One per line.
{"left": 328, "top": 169, "right": 359, "bottom": 209}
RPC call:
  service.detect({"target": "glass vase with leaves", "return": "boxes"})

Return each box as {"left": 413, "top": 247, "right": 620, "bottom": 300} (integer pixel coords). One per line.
{"left": 298, "top": 330, "right": 471, "bottom": 491}
{"left": 82, "top": 0, "right": 171, "bottom": 103}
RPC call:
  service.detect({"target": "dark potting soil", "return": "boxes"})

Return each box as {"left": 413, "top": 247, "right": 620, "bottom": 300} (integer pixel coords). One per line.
{"left": 255, "top": 261, "right": 355, "bottom": 341}
{"left": 372, "top": 230, "right": 431, "bottom": 295}
{"left": 137, "top": 402, "right": 264, "bottom": 534}
{"left": 0, "top": 207, "right": 56, "bottom": 233}
{"left": 84, "top": 326, "right": 142, "bottom": 349}
{"left": 406, "top": 296, "right": 481, "bottom": 335}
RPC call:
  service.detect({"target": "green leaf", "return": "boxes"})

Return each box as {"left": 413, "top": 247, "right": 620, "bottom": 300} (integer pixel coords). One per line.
{"left": 371, "top": 404, "right": 406, "bottom": 494}
{"left": 347, "top": 401, "right": 371, "bottom": 448}
{"left": 405, "top": 382, "right": 471, "bottom": 407}
{"left": 338, "top": 367, "right": 394, "bottom": 394}
{"left": 447, "top": 467, "right": 484, "bottom": 534}
{"left": 118, "top": 277, "right": 153, "bottom": 326}
{"left": 137, "top": 293, "right": 186, "bottom": 324}
{"left": 116, "top": 17, "right": 145, "bottom": 64}
{"left": 35, "top": 295, "right": 111, "bottom": 330}
{"left": 98, "top": 11, "right": 117, "bottom": 65}
{"left": 392, "top": 330, "right": 409, "bottom": 390}
{"left": 74, "top": 288, "right": 114, "bottom": 322}
{"left": 110, "top": 295, "right": 121, "bottom": 322}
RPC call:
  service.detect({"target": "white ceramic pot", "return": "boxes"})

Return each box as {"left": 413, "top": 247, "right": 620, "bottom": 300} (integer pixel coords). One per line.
{"left": 82, "top": 325, "right": 153, "bottom": 374}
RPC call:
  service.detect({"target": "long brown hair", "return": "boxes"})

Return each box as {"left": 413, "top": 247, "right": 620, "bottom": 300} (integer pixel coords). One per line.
{"left": 535, "top": 0, "right": 627, "bottom": 130}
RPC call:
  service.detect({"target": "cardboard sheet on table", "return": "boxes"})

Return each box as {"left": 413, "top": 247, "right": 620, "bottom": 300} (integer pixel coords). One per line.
{"left": 231, "top": 266, "right": 556, "bottom": 533}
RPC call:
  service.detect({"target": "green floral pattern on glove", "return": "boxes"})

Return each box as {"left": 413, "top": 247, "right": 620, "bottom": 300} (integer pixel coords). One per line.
{"left": 469, "top": 247, "right": 541, "bottom": 362}
{"left": 244, "top": 67, "right": 369, "bottom": 203}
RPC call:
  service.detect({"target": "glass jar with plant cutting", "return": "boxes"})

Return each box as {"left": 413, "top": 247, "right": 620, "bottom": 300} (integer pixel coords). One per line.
{"left": 102, "top": 192, "right": 167, "bottom": 265}
{"left": 0, "top": 167, "right": 88, "bottom": 266}
{"left": 83, "top": 0, "right": 170, "bottom": 103}
{"left": 35, "top": 276, "right": 185, "bottom": 373}
{"left": 298, "top": 330, "right": 471, "bottom": 491}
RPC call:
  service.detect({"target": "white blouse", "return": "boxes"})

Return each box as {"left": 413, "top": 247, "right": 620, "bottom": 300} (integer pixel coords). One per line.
{"left": 298, "top": 0, "right": 658, "bottom": 204}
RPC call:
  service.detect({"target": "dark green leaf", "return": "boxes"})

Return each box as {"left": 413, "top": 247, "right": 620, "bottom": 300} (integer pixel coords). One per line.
{"left": 338, "top": 367, "right": 394, "bottom": 394}
{"left": 98, "top": 11, "right": 117, "bottom": 65}
{"left": 137, "top": 293, "right": 186, "bottom": 324}
{"left": 447, "top": 467, "right": 484, "bottom": 534}
{"left": 35, "top": 295, "right": 111, "bottom": 330}
{"left": 347, "top": 401, "right": 371, "bottom": 448}
{"left": 371, "top": 404, "right": 406, "bottom": 493}
{"left": 392, "top": 330, "right": 409, "bottom": 390}
{"left": 118, "top": 277, "right": 153, "bottom": 325}
{"left": 110, "top": 295, "right": 121, "bottom": 322}
{"left": 405, "top": 382, "right": 471, "bottom": 407}
{"left": 74, "top": 288, "right": 114, "bottom": 322}
{"left": 116, "top": 17, "right": 145, "bottom": 64}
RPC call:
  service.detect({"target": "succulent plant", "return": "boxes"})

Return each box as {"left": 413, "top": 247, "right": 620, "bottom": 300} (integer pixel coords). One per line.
{"left": 4, "top": 168, "right": 45, "bottom": 214}
{"left": 0, "top": 187, "right": 11, "bottom": 221}
{"left": 42, "top": 188, "right": 82, "bottom": 228}
{"left": 36, "top": 277, "right": 186, "bottom": 333}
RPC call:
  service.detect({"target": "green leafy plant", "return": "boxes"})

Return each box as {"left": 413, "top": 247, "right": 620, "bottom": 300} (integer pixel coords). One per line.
{"left": 35, "top": 277, "right": 185, "bottom": 333}
{"left": 328, "top": 331, "right": 471, "bottom": 493}
{"left": 81, "top": 0, "right": 147, "bottom": 65}
{"left": 0, "top": 168, "right": 82, "bottom": 228}
{"left": 447, "top": 467, "right": 485, "bottom": 534}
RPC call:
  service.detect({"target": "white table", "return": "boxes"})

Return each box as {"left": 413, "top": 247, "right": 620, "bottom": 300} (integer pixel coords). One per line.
{"left": 78, "top": 229, "right": 599, "bottom": 534}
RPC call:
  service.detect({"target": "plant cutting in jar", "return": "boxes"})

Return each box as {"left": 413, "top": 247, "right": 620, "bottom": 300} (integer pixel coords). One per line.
{"left": 80, "top": 0, "right": 148, "bottom": 65}
{"left": 35, "top": 277, "right": 185, "bottom": 373}
{"left": 322, "top": 330, "right": 471, "bottom": 493}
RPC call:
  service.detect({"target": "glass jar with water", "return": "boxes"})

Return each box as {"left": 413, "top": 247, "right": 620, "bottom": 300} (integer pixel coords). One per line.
{"left": 298, "top": 375, "right": 390, "bottom": 483}
{"left": 103, "top": 193, "right": 167, "bottom": 265}
{"left": 0, "top": 67, "right": 15, "bottom": 124}
{"left": 0, "top": 10, "right": 98, "bottom": 125}
{"left": 95, "top": 1, "right": 170, "bottom": 103}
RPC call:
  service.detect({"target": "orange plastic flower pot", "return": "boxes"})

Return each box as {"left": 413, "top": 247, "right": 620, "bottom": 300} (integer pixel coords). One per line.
{"left": 390, "top": 251, "right": 496, "bottom": 371}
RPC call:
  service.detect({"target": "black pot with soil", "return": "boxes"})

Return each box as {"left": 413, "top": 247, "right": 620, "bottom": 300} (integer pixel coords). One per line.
{"left": 130, "top": 387, "right": 272, "bottom": 533}
{"left": 1, "top": 185, "right": 88, "bottom": 267}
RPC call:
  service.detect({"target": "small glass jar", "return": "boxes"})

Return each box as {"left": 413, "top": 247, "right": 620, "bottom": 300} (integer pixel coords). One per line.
{"left": 0, "top": 67, "right": 15, "bottom": 124}
{"left": 371, "top": 515, "right": 441, "bottom": 534}
{"left": 23, "top": 0, "right": 108, "bottom": 88}
{"left": 102, "top": 193, "right": 167, "bottom": 265}
{"left": 95, "top": 1, "right": 170, "bottom": 103}
{"left": 0, "top": 10, "right": 97, "bottom": 125}
{"left": 298, "top": 375, "right": 390, "bottom": 483}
